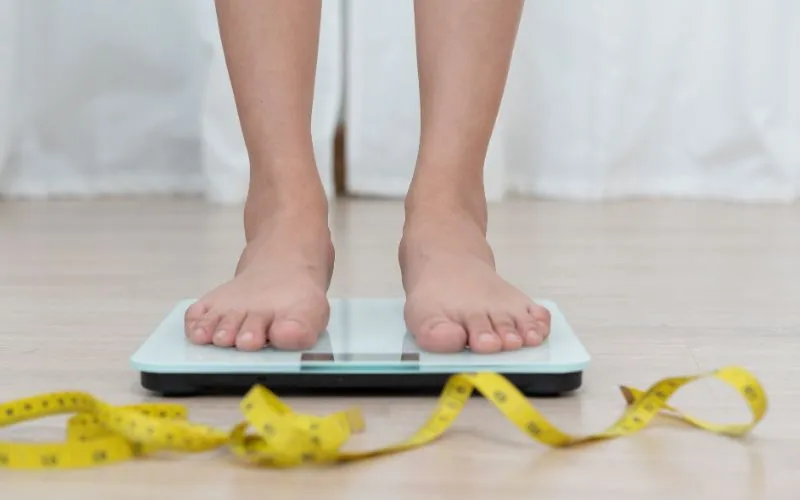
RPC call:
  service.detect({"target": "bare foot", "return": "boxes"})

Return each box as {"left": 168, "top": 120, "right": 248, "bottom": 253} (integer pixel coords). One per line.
{"left": 184, "top": 189, "right": 333, "bottom": 351}
{"left": 400, "top": 197, "right": 551, "bottom": 354}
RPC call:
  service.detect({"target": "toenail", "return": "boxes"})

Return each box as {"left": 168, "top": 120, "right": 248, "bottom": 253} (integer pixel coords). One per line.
{"left": 238, "top": 332, "right": 253, "bottom": 344}
{"left": 526, "top": 330, "right": 539, "bottom": 342}
{"left": 192, "top": 328, "right": 205, "bottom": 339}
{"left": 506, "top": 331, "right": 520, "bottom": 342}
{"left": 479, "top": 332, "right": 496, "bottom": 343}
{"left": 213, "top": 330, "right": 227, "bottom": 342}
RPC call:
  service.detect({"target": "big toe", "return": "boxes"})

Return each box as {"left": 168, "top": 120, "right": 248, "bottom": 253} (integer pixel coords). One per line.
{"left": 412, "top": 317, "right": 468, "bottom": 353}
{"left": 269, "top": 319, "right": 321, "bottom": 350}
{"left": 267, "top": 296, "right": 329, "bottom": 350}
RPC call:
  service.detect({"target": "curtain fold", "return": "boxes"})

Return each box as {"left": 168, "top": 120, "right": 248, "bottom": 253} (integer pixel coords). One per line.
{"left": 0, "top": 0, "right": 19, "bottom": 180}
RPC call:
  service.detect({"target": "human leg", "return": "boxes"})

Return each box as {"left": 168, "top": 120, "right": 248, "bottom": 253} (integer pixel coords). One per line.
{"left": 185, "top": 0, "right": 332, "bottom": 351}
{"left": 401, "top": 0, "right": 551, "bottom": 353}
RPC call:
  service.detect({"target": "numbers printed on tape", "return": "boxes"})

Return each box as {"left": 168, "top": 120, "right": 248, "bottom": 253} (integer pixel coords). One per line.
{"left": 0, "top": 366, "right": 768, "bottom": 470}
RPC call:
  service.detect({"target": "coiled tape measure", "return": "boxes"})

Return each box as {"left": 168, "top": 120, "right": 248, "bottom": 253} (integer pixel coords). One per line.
{"left": 0, "top": 366, "right": 766, "bottom": 470}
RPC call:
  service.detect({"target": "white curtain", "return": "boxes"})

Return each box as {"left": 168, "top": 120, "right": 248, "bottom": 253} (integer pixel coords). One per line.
{"left": 0, "top": 0, "right": 341, "bottom": 202}
{"left": 0, "top": 0, "right": 18, "bottom": 178}
{"left": 1, "top": 1, "right": 799, "bottom": 203}
{"left": 346, "top": 0, "right": 800, "bottom": 202}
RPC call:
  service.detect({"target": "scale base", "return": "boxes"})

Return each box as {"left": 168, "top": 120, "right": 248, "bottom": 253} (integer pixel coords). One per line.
{"left": 132, "top": 298, "right": 590, "bottom": 398}
{"left": 140, "top": 371, "right": 583, "bottom": 398}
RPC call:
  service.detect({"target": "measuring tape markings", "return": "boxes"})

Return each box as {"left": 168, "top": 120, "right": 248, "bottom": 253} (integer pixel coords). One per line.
{"left": 0, "top": 365, "right": 768, "bottom": 470}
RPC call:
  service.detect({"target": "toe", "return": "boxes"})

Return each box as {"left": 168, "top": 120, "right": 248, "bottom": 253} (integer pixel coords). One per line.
{"left": 269, "top": 319, "right": 320, "bottom": 350}
{"left": 184, "top": 301, "right": 211, "bottom": 343}
{"left": 268, "top": 297, "right": 329, "bottom": 350}
{"left": 211, "top": 309, "right": 246, "bottom": 347}
{"left": 489, "top": 312, "right": 524, "bottom": 351}
{"left": 235, "top": 314, "right": 269, "bottom": 351}
{"left": 190, "top": 310, "right": 222, "bottom": 345}
{"left": 465, "top": 313, "right": 503, "bottom": 353}
{"left": 529, "top": 303, "right": 552, "bottom": 340}
{"left": 413, "top": 317, "right": 468, "bottom": 352}
{"left": 515, "top": 307, "right": 543, "bottom": 346}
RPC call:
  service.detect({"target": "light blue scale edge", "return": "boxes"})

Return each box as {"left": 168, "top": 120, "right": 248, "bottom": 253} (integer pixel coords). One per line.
{"left": 130, "top": 298, "right": 590, "bottom": 375}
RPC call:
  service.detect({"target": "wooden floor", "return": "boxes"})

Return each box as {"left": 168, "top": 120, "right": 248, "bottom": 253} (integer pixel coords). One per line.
{"left": 1, "top": 197, "right": 798, "bottom": 499}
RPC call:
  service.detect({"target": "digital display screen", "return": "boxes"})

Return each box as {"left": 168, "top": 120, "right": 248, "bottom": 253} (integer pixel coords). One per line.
{"left": 301, "top": 352, "right": 420, "bottom": 363}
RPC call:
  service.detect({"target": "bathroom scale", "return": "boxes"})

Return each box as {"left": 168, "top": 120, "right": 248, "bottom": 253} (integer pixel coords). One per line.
{"left": 130, "top": 298, "right": 590, "bottom": 397}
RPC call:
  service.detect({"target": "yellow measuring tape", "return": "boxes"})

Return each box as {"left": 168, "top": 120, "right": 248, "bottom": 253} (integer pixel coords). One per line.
{"left": 0, "top": 365, "right": 767, "bottom": 470}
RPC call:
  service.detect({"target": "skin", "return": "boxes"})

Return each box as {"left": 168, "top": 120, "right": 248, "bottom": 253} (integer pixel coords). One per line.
{"left": 185, "top": 0, "right": 552, "bottom": 354}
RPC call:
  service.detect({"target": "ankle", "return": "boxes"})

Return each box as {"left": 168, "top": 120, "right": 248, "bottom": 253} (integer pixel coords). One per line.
{"left": 405, "top": 171, "right": 488, "bottom": 233}
{"left": 248, "top": 150, "right": 324, "bottom": 194}
{"left": 400, "top": 180, "right": 495, "bottom": 272}
{"left": 244, "top": 163, "right": 329, "bottom": 241}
